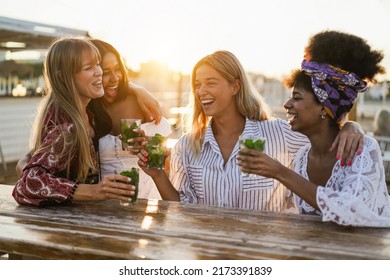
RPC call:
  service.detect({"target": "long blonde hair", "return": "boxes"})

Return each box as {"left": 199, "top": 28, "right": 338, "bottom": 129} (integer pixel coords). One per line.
{"left": 30, "top": 37, "right": 101, "bottom": 182}
{"left": 188, "top": 50, "right": 272, "bottom": 155}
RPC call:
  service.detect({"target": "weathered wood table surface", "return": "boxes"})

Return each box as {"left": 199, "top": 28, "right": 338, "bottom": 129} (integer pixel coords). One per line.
{"left": 1, "top": 184, "right": 389, "bottom": 259}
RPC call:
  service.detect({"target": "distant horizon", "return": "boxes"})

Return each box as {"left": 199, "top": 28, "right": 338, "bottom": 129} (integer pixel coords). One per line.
{"left": 1, "top": 0, "right": 389, "bottom": 80}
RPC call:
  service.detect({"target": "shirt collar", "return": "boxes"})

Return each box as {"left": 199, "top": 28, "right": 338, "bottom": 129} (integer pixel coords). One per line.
{"left": 202, "top": 119, "right": 216, "bottom": 152}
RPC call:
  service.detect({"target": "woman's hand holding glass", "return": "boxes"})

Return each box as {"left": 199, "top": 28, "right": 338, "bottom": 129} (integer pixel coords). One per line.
{"left": 125, "top": 128, "right": 148, "bottom": 155}
{"left": 136, "top": 133, "right": 167, "bottom": 179}
{"left": 237, "top": 148, "right": 283, "bottom": 179}
{"left": 95, "top": 173, "right": 136, "bottom": 202}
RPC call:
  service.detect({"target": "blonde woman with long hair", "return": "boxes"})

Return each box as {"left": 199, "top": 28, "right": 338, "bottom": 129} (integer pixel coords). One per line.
{"left": 13, "top": 37, "right": 135, "bottom": 206}
{"left": 138, "top": 50, "right": 364, "bottom": 211}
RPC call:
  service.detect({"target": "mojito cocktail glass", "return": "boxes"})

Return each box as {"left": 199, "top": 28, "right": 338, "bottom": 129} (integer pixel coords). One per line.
{"left": 239, "top": 135, "right": 266, "bottom": 177}
{"left": 119, "top": 167, "right": 140, "bottom": 206}
{"left": 120, "top": 119, "right": 141, "bottom": 150}
{"left": 145, "top": 134, "right": 166, "bottom": 170}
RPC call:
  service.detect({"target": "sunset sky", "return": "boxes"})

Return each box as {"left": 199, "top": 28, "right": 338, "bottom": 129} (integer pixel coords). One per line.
{"left": 1, "top": 0, "right": 390, "bottom": 80}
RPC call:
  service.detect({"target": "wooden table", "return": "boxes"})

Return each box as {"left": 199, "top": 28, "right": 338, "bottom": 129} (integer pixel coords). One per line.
{"left": 1, "top": 184, "right": 390, "bottom": 260}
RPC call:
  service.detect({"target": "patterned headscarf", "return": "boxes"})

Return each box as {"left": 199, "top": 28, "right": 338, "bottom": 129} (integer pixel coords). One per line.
{"left": 301, "top": 59, "right": 367, "bottom": 123}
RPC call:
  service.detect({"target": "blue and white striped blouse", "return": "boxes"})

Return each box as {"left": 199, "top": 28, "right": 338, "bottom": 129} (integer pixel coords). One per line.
{"left": 169, "top": 118, "right": 308, "bottom": 211}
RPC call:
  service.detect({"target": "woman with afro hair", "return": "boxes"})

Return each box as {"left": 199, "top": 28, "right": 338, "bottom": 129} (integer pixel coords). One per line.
{"left": 238, "top": 30, "right": 390, "bottom": 227}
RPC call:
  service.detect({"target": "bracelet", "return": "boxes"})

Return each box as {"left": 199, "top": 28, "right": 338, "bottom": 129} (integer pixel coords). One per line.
{"left": 69, "top": 183, "right": 78, "bottom": 201}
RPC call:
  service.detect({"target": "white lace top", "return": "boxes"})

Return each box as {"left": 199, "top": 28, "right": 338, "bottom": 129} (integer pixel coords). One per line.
{"left": 99, "top": 134, "right": 161, "bottom": 200}
{"left": 293, "top": 135, "right": 390, "bottom": 227}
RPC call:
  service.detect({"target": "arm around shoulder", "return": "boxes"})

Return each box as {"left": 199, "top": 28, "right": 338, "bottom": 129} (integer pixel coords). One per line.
{"left": 128, "top": 82, "right": 162, "bottom": 123}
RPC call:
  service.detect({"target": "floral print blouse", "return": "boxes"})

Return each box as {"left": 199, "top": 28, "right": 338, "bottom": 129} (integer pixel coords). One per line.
{"left": 12, "top": 106, "right": 99, "bottom": 206}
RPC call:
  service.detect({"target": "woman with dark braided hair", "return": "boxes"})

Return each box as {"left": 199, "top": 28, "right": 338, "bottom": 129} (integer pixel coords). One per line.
{"left": 238, "top": 30, "right": 390, "bottom": 226}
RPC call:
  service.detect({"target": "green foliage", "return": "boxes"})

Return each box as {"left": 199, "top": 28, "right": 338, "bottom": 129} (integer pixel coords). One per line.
{"left": 120, "top": 168, "right": 139, "bottom": 204}
{"left": 145, "top": 134, "right": 166, "bottom": 169}
{"left": 121, "top": 121, "right": 139, "bottom": 148}
{"left": 243, "top": 138, "right": 265, "bottom": 151}
{"left": 120, "top": 168, "right": 139, "bottom": 186}
{"left": 147, "top": 133, "right": 164, "bottom": 145}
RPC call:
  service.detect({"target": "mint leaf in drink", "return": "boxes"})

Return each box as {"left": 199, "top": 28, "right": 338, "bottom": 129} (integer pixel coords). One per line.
{"left": 253, "top": 139, "right": 265, "bottom": 151}
{"left": 244, "top": 139, "right": 255, "bottom": 149}
{"left": 119, "top": 167, "right": 139, "bottom": 205}
{"left": 147, "top": 133, "right": 164, "bottom": 146}
{"left": 241, "top": 137, "right": 265, "bottom": 151}
{"left": 145, "top": 134, "right": 166, "bottom": 169}
{"left": 120, "top": 167, "right": 139, "bottom": 185}
{"left": 121, "top": 121, "right": 139, "bottom": 147}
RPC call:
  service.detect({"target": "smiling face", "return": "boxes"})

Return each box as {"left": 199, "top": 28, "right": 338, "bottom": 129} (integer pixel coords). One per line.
{"left": 194, "top": 64, "right": 239, "bottom": 119}
{"left": 283, "top": 84, "right": 324, "bottom": 136}
{"left": 73, "top": 49, "right": 104, "bottom": 105}
{"left": 101, "top": 52, "right": 123, "bottom": 104}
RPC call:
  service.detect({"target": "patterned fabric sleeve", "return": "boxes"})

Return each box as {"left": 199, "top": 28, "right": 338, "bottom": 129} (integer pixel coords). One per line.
{"left": 169, "top": 134, "right": 198, "bottom": 203}
{"left": 12, "top": 123, "right": 77, "bottom": 206}
{"left": 317, "top": 136, "right": 390, "bottom": 227}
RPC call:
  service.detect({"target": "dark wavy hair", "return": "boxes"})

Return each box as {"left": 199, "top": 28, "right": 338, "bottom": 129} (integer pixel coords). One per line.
{"left": 87, "top": 39, "right": 132, "bottom": 140}
{"left": 304, "top": 30, "right": 385, "bottom": 81}
{"left": 90, "top": 39, "right": 130, "bottom": 101}
{"left": 284, "top": 30, "right": 385, "bottom": 91}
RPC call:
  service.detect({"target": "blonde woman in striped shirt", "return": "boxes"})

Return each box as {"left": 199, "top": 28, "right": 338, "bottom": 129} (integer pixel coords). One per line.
{"left": 138, "top": 50, "right": 364, "bottom": 211}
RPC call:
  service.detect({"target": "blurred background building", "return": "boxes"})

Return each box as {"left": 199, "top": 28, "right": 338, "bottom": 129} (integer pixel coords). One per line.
{"left": 0, "top": 16, "right": 88, "bottom": 182}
